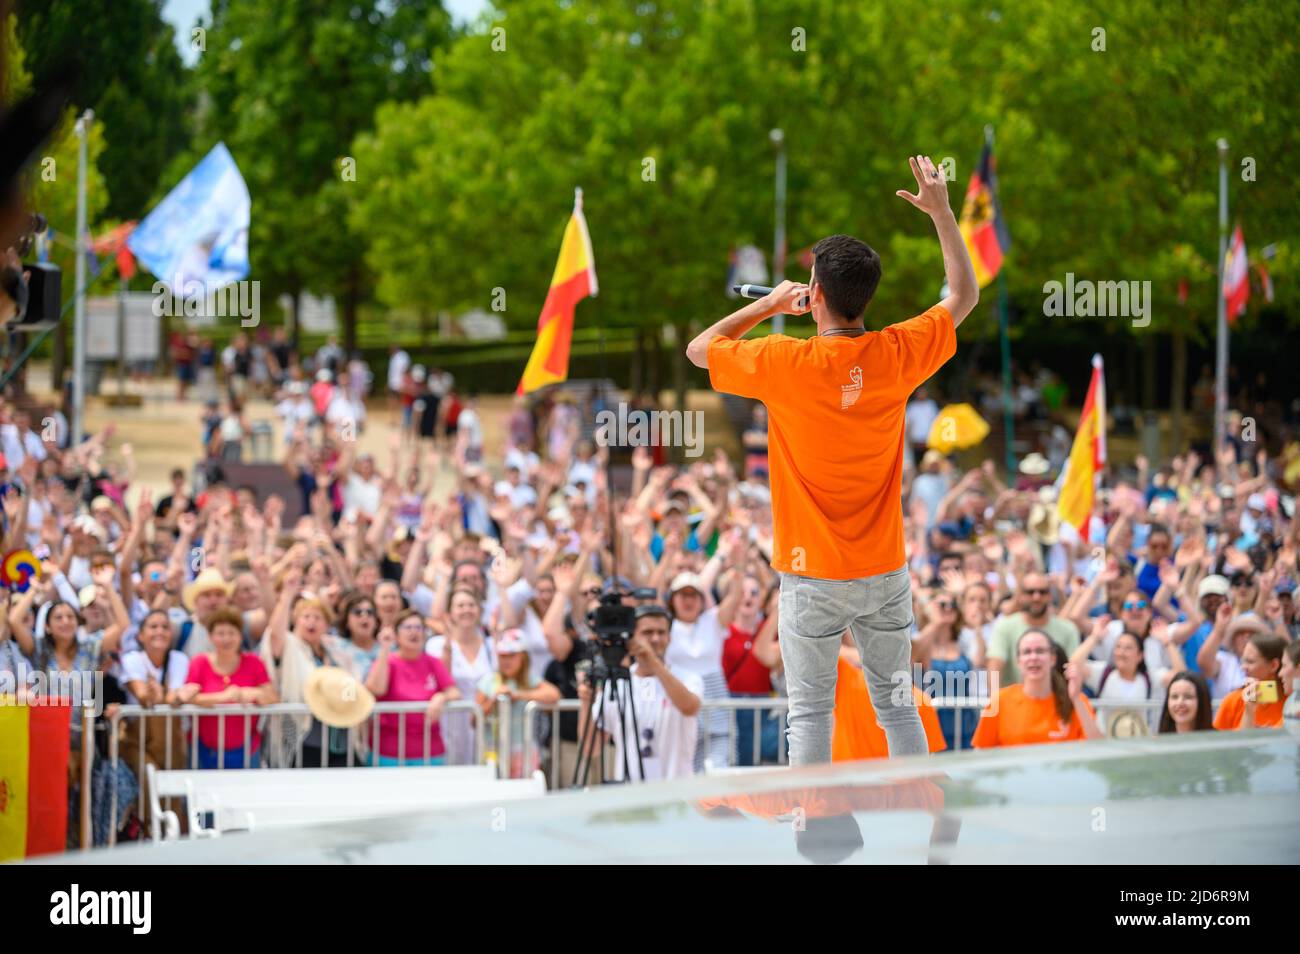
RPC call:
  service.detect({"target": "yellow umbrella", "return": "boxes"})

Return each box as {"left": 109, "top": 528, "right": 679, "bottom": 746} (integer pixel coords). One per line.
{"left": 926, "top": 403, "right": 990, "bottom": 454}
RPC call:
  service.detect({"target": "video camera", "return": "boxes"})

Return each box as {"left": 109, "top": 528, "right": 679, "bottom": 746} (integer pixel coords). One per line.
{"left": 586, "top": 589, "right": 636, "bottom": 674}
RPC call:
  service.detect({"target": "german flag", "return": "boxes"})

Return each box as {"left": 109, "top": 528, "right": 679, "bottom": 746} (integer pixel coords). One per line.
{"left": 516, "top": 189, "right": 598, "bottom": 395}
{"left": 959, "top": 141, "right": 1011, "bottom": 288}
{"left": 0, "top": 700, "right": 72, "bottom": 860}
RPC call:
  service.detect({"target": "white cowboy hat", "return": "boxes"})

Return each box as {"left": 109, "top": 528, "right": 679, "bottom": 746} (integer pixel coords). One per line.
{"left": 182, "top": 568, "right": 234, "bottom": 611}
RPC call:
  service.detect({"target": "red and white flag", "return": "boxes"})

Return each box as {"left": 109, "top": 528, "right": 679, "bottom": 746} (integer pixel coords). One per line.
{"left": 1224, "top": 224, "right": 1249, "bottom": 323}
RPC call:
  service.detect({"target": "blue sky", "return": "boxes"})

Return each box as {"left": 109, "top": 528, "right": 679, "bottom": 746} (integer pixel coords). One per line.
{"left": 161, "top": 0, "right": 490, "bottom": 65}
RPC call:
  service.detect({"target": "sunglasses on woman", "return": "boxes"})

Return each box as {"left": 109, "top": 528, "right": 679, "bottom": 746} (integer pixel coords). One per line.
{"left": 1122, "top": 600, "right": 1148, "bottom": 611}
{"left": 350, "top": 606, "right": 376, "bottom": 616}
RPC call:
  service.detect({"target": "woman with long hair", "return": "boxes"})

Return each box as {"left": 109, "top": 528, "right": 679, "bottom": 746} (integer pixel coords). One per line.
{"left": 1213, "top": 634, "right": 1291, "bottom": 730}
{"left": 912, "top": 588, "right": 979, "bottom": 750}
{"left": 337, "top": 591, "right": 381, "bottom": 677}
{"left": 426, "top": 586, "right": 494, "bottom": 764}
{"left": 1158, "top": 671, "right": 1215, "bottom": 733}
{"left": 973, "top": 629, "right": 1103, "bottom": 747}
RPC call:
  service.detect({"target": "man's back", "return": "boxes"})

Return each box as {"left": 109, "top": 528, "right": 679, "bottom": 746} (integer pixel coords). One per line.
{"left": 708, "top": 304, "right": 955, "bottom": 579}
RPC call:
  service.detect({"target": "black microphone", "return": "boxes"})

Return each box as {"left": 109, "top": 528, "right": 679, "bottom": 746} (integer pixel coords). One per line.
{"left": 731, "top": 284, "right": 809, "bottom": 309}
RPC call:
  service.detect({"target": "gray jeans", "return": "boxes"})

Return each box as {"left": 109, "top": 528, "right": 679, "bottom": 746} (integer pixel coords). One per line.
{"left": 778, "top": 566, "right": 928, "bottom": 765}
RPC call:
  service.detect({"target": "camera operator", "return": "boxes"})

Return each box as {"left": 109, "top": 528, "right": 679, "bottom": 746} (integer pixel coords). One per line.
{"left": 576, "top": 604, "right": 702, "bottom": 782}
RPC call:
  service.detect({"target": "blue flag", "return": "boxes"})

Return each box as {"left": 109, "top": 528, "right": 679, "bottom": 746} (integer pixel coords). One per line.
{"left": 127, "top": 142, "right": 250, "bottom": 297}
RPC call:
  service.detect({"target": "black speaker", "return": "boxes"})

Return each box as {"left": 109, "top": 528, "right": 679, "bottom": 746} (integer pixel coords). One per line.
{"left": 19, "top": 260, "right": 60, "bottom": 324}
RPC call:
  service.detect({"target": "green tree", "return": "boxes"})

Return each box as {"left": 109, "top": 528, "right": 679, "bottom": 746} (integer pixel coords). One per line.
{"left": 17, "top": 0, "right": 193, "bottom": 221}
{"left": 192, "top": 0, "right": 453, "bottom": 351}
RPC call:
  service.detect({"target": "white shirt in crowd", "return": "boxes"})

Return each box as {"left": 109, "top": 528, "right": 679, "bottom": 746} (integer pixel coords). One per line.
{"left": 342, "top": 472, "right": 383, "bottom": 520}
{"left": 1208, "top": 649, "right": 1245, "bottom": 700}
{"left": 458, "top": 406, "right": 483, "bottom": 450}
{"left": 1, "top": 424, "right": 47, "bottom": 469}
{"left": 600, "top": 665, "right": 703, "bottom": 782}
{"left": 276, "top": 396, "right": 316, "bottom": 443}
{"left": 325, "top": 392, "right": 366, "bottom": 430}
{"left": 119, "top": 649, "right": 190, "bottom": 706}
{"left": 1083, "top": 658, "right": 1157, "bottom": 732}
{"left": 905, "top": 397, "right": 939, "bottom": 445}
{"left": 388, "top": 349, "right": 410, "bottom": 391}
{"left": 666, "top": 605, "right": 726, "bottom": 681}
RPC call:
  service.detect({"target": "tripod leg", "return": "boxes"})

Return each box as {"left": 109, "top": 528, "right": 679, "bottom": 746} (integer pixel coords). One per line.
{"left": 573, "top": 675, "right": 603, "bottom": 788}
{"left": 625, "top": 674, "right": 646, "bottom": 782}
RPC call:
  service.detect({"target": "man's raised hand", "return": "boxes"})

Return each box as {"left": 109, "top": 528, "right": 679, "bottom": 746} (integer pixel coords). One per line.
{"left": 896, "top": 155, "right": 952, "bottom": 219}
{"left": 762, "top": 279, "right": 811, "bottom": 317}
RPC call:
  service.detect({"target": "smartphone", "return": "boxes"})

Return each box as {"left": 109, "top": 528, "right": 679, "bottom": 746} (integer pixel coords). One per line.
{"left": 1256, "top": 680, "right": 1279, "bottom": 705}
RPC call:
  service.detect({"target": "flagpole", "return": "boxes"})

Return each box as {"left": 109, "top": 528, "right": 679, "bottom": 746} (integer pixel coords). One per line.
{"left": 985, "top": 124, "right": 1016, "bottom": 477}
{"left": 72, "top": 109, "right": 92, "bottom": 446}
{"left": 1213, "top": 138, "right": 1229, "bottom": 482}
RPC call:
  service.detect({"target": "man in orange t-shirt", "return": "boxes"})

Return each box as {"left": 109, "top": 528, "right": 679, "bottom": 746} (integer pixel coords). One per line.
{"left": 688, "top": 155, "right": 980, "bottom": 766}
{"left": 833, "top": 655, "right": 947, "bottom": 760}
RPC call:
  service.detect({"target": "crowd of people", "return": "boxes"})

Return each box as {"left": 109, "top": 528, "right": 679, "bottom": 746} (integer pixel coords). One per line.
{"left": 0, "top": 338, "right": 1297, "bottom": 849}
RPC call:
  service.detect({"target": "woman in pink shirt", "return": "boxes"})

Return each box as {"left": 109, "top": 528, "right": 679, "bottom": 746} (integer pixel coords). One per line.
{"left": 365, "top": 609, "right": 460, "bottom": 765}
{"left": 177, "top": 607, "right": 278, "bottom": 768}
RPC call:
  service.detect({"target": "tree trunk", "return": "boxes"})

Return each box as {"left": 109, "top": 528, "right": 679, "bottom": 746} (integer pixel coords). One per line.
{"left": 648, "top": 326, "right": 663, "bottom": 406}
{"left": 629, "top": 326, "right": 644, "bottom": 399}
{"left": 1141, "top": 333, "right": 1158, "bottom": 411}
{"left": 672, "top": 320, "right": 689, "bottom": 462}
{"left": 1170, "top": 318, "right": 1188, "bottom": 452}
{"left": 290, "top": 290, "right": 301, "bottom": 354}
{"left": 343, "top": 263, "right": 360, "bottom": 355}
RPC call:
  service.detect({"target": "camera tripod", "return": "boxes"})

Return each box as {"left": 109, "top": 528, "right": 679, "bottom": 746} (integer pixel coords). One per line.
{"left": 571, "top": 610, "right": 646, "bottom": 787}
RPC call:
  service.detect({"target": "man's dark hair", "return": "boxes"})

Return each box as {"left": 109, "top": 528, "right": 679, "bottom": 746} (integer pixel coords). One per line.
{"left": 811, "top": 234, "right": 882, "bottom": 322}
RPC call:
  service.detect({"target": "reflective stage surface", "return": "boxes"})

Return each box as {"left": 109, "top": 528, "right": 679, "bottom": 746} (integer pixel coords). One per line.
{"left": 46, "top": 731, "right": 1300, "bottom": 864}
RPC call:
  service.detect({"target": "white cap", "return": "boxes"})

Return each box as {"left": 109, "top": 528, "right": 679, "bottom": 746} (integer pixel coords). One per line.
{"left": 1246, "top": 493, "right": 1266, "bottom": 511}
{"left": 669, "top": 572, "right": 705, "bottom": 596}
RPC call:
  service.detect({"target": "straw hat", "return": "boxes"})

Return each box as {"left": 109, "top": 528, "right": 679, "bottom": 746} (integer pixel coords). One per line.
{"left": 1019, "top": 453, "right": 1050, "bottom": 476}
{"left": 304, "top": 666, "right": 375, "bottom": 729}
{"left": 183, "top": 568, "right": 234, "bottom": 611}
{"left": 1027, "top": 502, "right": 1060, "bottom": 545}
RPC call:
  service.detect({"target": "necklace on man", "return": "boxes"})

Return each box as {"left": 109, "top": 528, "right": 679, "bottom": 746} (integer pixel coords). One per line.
{"left": 820, "top": 326, "right": 865, "bottom": 338}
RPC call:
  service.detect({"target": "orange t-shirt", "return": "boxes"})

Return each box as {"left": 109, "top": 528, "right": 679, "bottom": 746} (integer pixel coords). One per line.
{"left": 971, "top": 684, "right": 1095, "bottom": 748}
{"left": 708, "top": 306, "right": 955, "bottom": 579}
{"left": 832, "top": 656, "right": 947, "bottom": 760}
{"left": 1212, "top": 687, "right": 1289, "bottom": 730}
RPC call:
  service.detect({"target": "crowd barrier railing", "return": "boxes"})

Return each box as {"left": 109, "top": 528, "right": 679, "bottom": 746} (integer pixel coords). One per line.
{"left": 84, "top": 692, "right": 1217, "bottom": 844}
{"left": 98, "top": 699, "right": 485, "bottom": 847}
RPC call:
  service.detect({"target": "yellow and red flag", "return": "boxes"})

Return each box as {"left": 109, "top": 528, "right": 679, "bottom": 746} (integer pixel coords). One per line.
{"left": 516, "top": 189, "right": 598, "bottom": 395}
{"left": 1056, "top": 355, "right": 1107, "bottom": 537}
{"left": 959, "top": 141, "right": 1011, "bottom": 289}
{"left": 0, "top": 700, "right": 72, "bottom": 860}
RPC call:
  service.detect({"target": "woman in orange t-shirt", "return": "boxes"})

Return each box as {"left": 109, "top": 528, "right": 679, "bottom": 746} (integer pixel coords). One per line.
{"left": 972, "top": 629, "right": 1103, "bottom": 748}
{"left": 1213, "top": 634, "right": 1290, "bottom": 730}
{"left": 832, "top": 641, "right": 946, "bottom": 760}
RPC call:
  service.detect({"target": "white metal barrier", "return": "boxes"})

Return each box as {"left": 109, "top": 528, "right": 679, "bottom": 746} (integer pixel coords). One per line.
{"left": 103, "top": 700, "right": 486, "bottom": 847}
{"left": 145, "top": 762, "right": 542, "bottom": 842}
